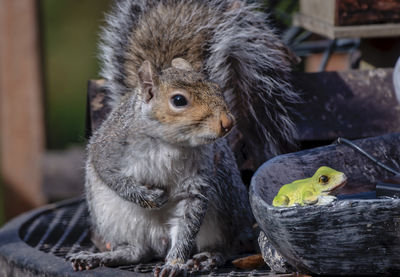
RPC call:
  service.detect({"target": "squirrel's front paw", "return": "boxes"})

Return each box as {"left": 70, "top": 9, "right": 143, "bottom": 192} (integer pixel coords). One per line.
{"left": 138, "top": 187, "right": 168, "bottom": 209}
{"left": 154, "top": 260, "right": 188, "bottom": 277}
{"left": 186, "top": 252, "right": 224, "bottom": 272}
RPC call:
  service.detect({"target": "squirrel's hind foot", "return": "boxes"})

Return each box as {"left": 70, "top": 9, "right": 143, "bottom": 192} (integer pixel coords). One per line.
{"left": 66, "top": 245, "right": 144, "bottom": 271}
{"left": 67, "top": 251, "right": 104, "bottom": 271}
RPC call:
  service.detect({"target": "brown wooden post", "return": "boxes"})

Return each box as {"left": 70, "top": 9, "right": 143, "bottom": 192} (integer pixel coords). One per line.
{"left": 0, "top": 0, "right": 46, "bottom": 219}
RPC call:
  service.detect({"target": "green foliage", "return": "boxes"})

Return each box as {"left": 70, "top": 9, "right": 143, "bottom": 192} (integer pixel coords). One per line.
{"left": 263, "top": 0, "right": 298, "bottom": 28}
{"left": 41, "top": 0, "right": 112, "bottom": 149}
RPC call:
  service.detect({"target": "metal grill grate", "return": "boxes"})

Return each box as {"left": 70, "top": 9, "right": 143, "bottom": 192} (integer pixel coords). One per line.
{"left": 20, "top": 199, "right": 96, "bottom": 258}
{"left": 19, "top": 199, "right": 273, "bottom": 276}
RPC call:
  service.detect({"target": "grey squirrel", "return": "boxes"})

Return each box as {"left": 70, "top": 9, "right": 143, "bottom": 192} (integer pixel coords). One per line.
{"left": 67, "top": 0, "right": 298, "bottom": 276}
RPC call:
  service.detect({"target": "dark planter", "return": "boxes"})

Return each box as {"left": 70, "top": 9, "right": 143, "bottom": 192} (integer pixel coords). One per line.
{"left": 250, "top": 132, "right": 400, "bottom": 275}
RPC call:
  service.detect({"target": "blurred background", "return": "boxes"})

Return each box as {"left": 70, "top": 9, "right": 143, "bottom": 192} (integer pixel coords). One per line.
{"left": 0, "top": 0, "right": 112, "bottom": 223}
{"left": 42, "top": 0, "right": 111, "bottom": 149}
{"left": 0, "top": 0, "right": 399, "bottom": 225}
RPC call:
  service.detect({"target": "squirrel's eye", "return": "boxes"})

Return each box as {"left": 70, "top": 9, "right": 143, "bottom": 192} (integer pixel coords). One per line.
{"left": 171, "top": 94, "right": 188, "bottom": 107}
{"left": 319, "top": 175, "right": 329, "bottom": 183}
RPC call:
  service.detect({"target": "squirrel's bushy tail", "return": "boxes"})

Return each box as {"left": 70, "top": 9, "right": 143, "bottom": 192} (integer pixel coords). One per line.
{"left": 206, "top": 3, "right": 299, "bottom": 167}
{"left": 99, "top": 0, "right": 151, "bottom": 106}
{"left": 100, "top": 0, "right": 299, "bottom": 167}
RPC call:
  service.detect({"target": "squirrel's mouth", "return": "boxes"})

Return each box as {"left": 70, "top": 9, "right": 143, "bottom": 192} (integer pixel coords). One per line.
{"left": 191, "top": 134, "right": 218, "bottom": 145}
{"left": 198, "top": 135, "right": 218, "bottom": 143}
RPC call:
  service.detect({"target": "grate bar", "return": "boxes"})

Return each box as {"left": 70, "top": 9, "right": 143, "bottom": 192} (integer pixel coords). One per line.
{"left": 35, "top": 209, "right": 66, "bottom": 250}
{"left": 22, "top": 216, "right": 43, "bottom": 242}
{"left": 67, "top": 229, "right": 90, "bottom": 256}
{"left": 50, "top": 203, "right": 87, "bottom": 254}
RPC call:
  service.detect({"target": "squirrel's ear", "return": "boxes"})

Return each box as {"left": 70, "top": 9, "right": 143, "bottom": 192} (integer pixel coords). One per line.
{"left": 138, "top": 60, "right": 155, "bottom": 103}
{"left": 171, "top": 58, "right": 193, "bottom": 71}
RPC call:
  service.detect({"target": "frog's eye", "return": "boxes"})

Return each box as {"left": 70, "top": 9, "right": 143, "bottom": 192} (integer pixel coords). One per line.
{"left": 319, "top": 175, "right": 329, "bottom": 183}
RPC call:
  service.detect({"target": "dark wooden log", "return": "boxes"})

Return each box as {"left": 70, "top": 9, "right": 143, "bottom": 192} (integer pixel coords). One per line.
{"left": 86, "top": 80, "right": 112, "bottom": 138}
{"left": 291, "top": 68, "right": 399, "bottom": 141}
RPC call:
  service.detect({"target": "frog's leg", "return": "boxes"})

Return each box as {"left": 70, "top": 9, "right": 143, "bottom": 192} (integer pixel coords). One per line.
{"left": 272, "top": 194, "right": 290, "bottom": 206}
{"left": 302, "top": 190, "right": 318, "bottom": 205}
{"left": 317, "top": 195, "right": 337, "bottom": 205}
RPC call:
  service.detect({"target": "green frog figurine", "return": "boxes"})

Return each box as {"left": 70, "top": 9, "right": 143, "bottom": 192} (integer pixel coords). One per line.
{"left": 272, "top": 166, "right": 347, "bottom": 207}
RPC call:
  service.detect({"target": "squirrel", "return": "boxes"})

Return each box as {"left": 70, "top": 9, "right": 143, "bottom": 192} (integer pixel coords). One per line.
{"left": 67, "top": 0, "right": 299, "bottom": 276}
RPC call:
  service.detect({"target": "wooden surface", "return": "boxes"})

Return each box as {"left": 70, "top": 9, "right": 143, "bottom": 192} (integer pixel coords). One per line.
{"left": 337, "top": 0, "right": 400, "bottom": 26}
{"left": 293, "top": 12, "right": 400, "bottom": 39}
{"left": 299, "top": 0, "right": 400, "bottom": 26}
{"left": 299, "top": 0, "right": 336, "bottom": 26}
{"left": 304, "top": 52, "right": 351, "bottom": 72}
{"left": 0, "top": 0, "right": 46, "bottom": 218}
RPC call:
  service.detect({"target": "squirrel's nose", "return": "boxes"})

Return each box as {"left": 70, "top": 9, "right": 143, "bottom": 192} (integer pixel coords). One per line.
{"left": 220, "top": 112, "right": 234, "bottom": 134}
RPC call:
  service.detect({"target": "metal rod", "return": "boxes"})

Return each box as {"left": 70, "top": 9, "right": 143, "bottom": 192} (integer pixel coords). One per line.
{"left": 319, "top": 39, "right": 337, "bottom": 72}
{"left": 336, "top": 137, "right": 400, "bottom": 175}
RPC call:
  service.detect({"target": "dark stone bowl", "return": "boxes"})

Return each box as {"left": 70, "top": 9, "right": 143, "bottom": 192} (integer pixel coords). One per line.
{"left": 250, "top": 132, "right": 400, "bottom": 275}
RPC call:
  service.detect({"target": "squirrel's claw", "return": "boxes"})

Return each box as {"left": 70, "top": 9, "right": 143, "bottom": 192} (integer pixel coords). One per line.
{"left": 138, "top": 187, "right": 168, "bottom": 209}
{"left": 154, "top": 263, "right": 188, "bottom": 277}
{"left": 185, "top": 252, "right": 224, "bottom": 272}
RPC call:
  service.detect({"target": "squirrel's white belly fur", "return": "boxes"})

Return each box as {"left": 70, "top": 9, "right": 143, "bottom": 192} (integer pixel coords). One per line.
{"left": 86, "top": 140, "right": 224, "bottom": 258}
{"left": 118, "top": 137, "right": 207, "bottom": 189}
{"left": 86, "top": 165, "right": 168, "bottom": 257}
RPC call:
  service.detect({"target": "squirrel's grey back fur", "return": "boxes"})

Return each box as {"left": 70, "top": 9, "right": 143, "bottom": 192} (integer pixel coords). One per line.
{"left": 99, "top": 0, "right": 299, "bottom": 166}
